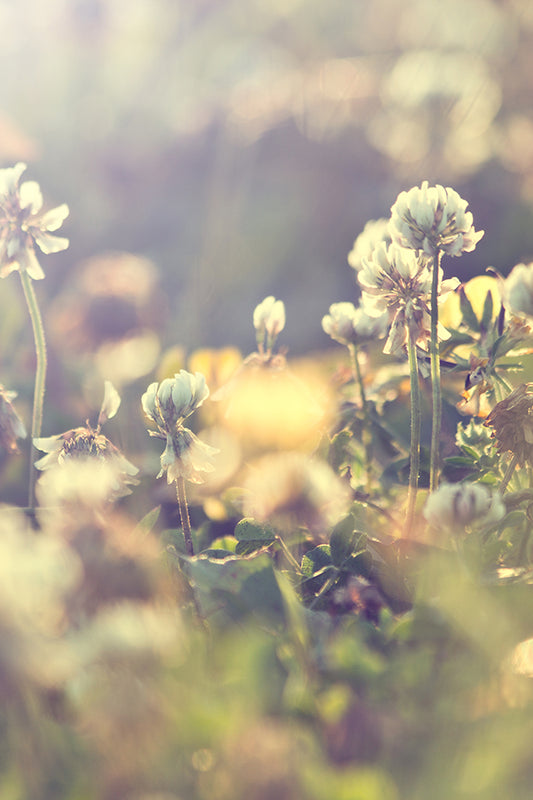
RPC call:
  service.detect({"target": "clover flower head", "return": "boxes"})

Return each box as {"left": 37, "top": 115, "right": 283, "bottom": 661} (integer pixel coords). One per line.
{"left": 34, "top": 381, "right": 138, "bottom": 497}
{"left": 424, "top": 482, "right": 505, "bottom": 531}
{"left": 347, "top": 217, "right": 392, "bottom": 272}
{"left": 389, "top": 180, "right": 484, "bottom": 258}
{"left": 0, "top": 385, "right": 26, "bottom": 454}
{"left": 358, "top": 242, "right": 458, "bottom": 355}
{"left": 142, "top": 370, "right": 218, "bottom": 485}
{"left": 484, "top": 383, "right": 533, "bottom": 467}
{"left": 502, "top": 262, "right": 533, "bottom": 319}
{"left": 253, "top": 295, "right": 286, "bottom": 351}
{"left": 322, "top": 301, "right": 388, "bottom": 347}
{"left": 0, "top": 162, "right": 69, "bottom": 280}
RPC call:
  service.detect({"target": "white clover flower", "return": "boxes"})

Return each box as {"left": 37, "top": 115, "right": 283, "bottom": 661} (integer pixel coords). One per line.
{"left": 253, "top": 295, "right": 286, "bottom": 350}
{"left": 502, "top": 262, "right": 533, "bottom": 319}
{"left": 347, "top": 218, "right": 392, "bottom": 272}
{"left": 389, "top": 180, "right": 484, "bottom": 258}
{"left": 424, "top": 482, "right": 505, "bottom": 531}
{"left": 142, "top": 370, "right": 218, "bottom": 485}
{"left": 0, "top": 162, "right": 69, "bottom": 280}
{"left": 358, "top": 242, "right": 458, "bottom": 355}
{"left": 322, "top": 301, "right": 388, "bottom": 347}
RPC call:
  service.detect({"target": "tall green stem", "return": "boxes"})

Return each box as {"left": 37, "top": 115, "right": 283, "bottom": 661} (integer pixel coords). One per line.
{"left": 405, "top": 327, "right": 421, "bottom": 534}
{"left": 348, "top": 343, "right": 372, "bottom": 490}
{"left": 429, "top": 250, "right": 443, "bottom": 493}
{"left": 19, "top": 271, "right": 47, "bottom": 511}
{"left": 176, "top": 475, "right": 194, "bottom": 556}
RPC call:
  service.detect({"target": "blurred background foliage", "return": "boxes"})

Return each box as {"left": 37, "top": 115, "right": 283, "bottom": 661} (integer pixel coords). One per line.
{"left": 2, "top": 0, "right": 533, "bottom": 502}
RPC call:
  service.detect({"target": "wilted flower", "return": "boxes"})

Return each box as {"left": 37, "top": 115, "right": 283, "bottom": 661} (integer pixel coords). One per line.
{"left": 484, "top": 383, "right": 533, "bottom": 467}
{"left": 358, "top": 242, "right": 458, "bottom": 355}
{"left": 424, "top": 482, "right": 505, "bottom": 531}
{"left": 0, "top": 385, "right": 26, "bottom": 454}
{"left": 389, "top": 181, "right": 484, "bottom": 258}
{"left": 0, "top": 162, "right": 69, "bottom": 280}
{"left": 253, "top": 296, "right": 285, "bottom": 352}
{"left": 322, "top": 301, "right": 388, "bottom": 346}
{"left": 347, "top": 217, "right": 392, "bottom": 272}
{"left": 142, "top": 370, "right": 218, "bottom": 484}
{"left": 34, "top": 381, "right": 138, "bottom": 497}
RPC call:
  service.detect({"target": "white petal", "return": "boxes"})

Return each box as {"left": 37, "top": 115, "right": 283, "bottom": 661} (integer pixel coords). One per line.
{"left": 38, "top": 203, "right": 69, "bottom": 231}
{"left": 19, "top": 180, "right": 43, "bottom": 213}
{"left": 31, "top": 230, "right": 69, "bottom": 255}
{"left": 98, "top": 381, "right": 121, "bottom": 426}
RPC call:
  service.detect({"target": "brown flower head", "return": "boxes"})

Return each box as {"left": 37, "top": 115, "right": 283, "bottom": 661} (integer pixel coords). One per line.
{"left": 484, "top": 383, "right": 533, "bottom": 466}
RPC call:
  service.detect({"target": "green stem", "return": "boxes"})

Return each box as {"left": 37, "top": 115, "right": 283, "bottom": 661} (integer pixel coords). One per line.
{"left": 19, "top": 271, "right": 47, "bottom": 511}
{"left": 499, "top": 453, "right": 519, "bottom": 495}
{"left": 429, "top": 250, "right": 443, "bottom": 493}
{"left": 176, "top": 475, "right": 194, "bottom": 556}
{"left": 405, "top": 328, "right": 421, "bottom": 534}
{"left": 348, "top": 343, "right": 372, "bottom": 490}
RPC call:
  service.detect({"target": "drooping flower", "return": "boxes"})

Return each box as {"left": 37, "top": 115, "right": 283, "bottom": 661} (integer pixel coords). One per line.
{"left": 484, "top": 383, "right": 533, "bottom": 467}
{"left": 424, "top": 481, "right": 505, "bottom": 531}
{"left": 321, "top": 301, "right": 388, "bottom": 347}
{"left": 142, "top": 370, "right": 218, "bottom": 484}
{"left": 0, "top": 385, "right": 26, "bottom": 454}
{"left": 0, "top": 162, "right": 69, "bottom": 280}
{"left": 347, "top": 217, "right": 392, "bottom": 273}
{"left": 34, "top": 381, "right": 138, "bottom": 497}
{"left": 253, "top": 295, "right": 286, "bottom": 352}
{"left": 358, "top": 242, "right": 458, "bottom": 355}
{"left": 389, "top": 181, "right": 484, "bottom": 257}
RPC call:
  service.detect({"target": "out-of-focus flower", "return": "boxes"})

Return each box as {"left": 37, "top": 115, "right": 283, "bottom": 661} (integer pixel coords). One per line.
{"left": 484, "top": 383, "right": 533, "bottom": 467}
{"left": 0, "top": 385, "right": 26, "bottom": 454}
{"left": 424, "top": 482, "right": 505, "bottom": 531}
{"left": 253, "top": 295, "right": 286, "bottom": 352}
{"left": 322, "top": 301, "right": 388, "bottom": 347}
{"left": 389, "top": 181, "right": 484, "bottom": 257}
{"left": 242, "top": 451, "right": 351, "bottom": 536}
{"left": 0, "top": 162, "right": 69, "bottom": 280}
{"left": 34, "top": 381, "right": 138, "bottom": 497}
{"left": 347, "top": 218, "right": 392, "bottom": 272}
{"left": 358, "top": 242, "right": 458, "bottom": 355}
{"left": 142, "top": 370, "right": 218, "bottom": 484}
{"left": 502, "top": 262, "right": 533, "bottom": 319}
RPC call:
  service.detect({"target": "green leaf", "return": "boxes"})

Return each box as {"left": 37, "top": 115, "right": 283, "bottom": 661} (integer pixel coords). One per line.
{"left": 480, "top": 289, "right": 494, "bottom": 331}
{"left": 330, "top": 515, "right": 363, "bottom": 567}
{"left": 135, "top": 505, "right": 161, "bottom": 536}
{"left": 301, "top": 544, "right": 332, "bottom": 577}
{"left": 459, "top": 285, "right": 480, "bottom": 332}
{"left": 234, "top": 517, "right": 277, "bottom": 555}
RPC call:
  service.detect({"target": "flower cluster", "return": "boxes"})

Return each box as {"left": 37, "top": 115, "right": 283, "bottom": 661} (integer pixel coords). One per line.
{"left": 389, "top": 180, "right": 484, "bottom": 257}
{"left": 142, "top": 369, "right": 218, "bottom": 484}
{"left": 253, "top": 295, "right": 286, "bottom": 354}
{"left": 322, "top": 301, "right": 388, "bottom": 347}
{"left": 424, "top": 482, "right": 505, "bottom": 531}
{"left": 0, "top": 162, "right": 69, "bottom": 280}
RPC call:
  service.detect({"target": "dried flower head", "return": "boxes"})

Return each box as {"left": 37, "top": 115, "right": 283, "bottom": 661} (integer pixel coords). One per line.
{"left": 322, "top": 301, "right": 388, "bottom": 347}
{"left": 34, "top": 381, "right": 138, "bottom": 497}
{"left": 253, "top": 295, "right": 286, "bottom": 352}
{"left": 0, "top": 385, "right": 26, "bottom": 454}
{"left": 358, "top": 242, "right": 458, "bottom": 355}
{"left": 484, "top": 383, "right": 533, "bottom": 467}
{"left": 142, "top": 370, "right": 218, "bottom": 484}
{"left": 0, "top": 162, "right": 69, "bottom": 280}
{"left": 347, "top": 217, "right": 392, "bottom": 273}
{"left": 389, "top": 180, "right": 484, "bottom": 257}
{"left": 424, "top": 482, "right": 505, "bottom": 531}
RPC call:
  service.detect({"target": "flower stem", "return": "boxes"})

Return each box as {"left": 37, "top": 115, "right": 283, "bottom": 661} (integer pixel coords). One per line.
{"left": 499, "top": 453, "right": 519, "bottom": 495}
{"left": 176, "top": 475, "right": 194, "bottom": 556}
{"left": 19, "top": 271, "right": 47, "bottom": 511}
{"left": 348, "top": 343, "right": 372, "bottom": 490}
{"left": 405, "top": 327, "right": 421, "bottom": 534}
{"left": 429, "top": 250, "right": 443, "bottom": 493}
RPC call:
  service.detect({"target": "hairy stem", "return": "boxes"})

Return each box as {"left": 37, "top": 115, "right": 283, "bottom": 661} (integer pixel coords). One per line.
{"left": 405, "top": 328, "right": 421, "bottom": 534}
{"left": 429, "top": 250, "right": 443, "bottom": 493}
{"left": 19, "top": 271, "right": 47, "bottom": 511}
{"left": 176, "top": 475, "right": 194, "bottom": 555}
